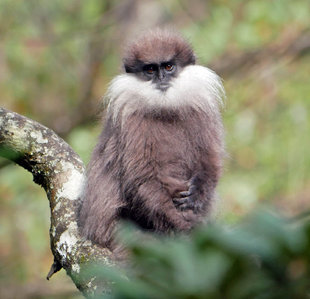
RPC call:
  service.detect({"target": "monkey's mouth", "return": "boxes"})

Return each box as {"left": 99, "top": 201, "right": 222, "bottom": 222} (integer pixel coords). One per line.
{"left": 156, "top": 83, "right": 170, "bottom": 92}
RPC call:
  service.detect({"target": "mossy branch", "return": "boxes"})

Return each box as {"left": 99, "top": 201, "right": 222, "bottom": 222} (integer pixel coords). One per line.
{"left": 0, "top": 107, "right": 116, "bottom": 297}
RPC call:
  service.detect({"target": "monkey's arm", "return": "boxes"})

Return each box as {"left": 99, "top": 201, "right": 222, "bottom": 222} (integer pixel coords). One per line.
{"left": 133, "top": 177, "right": 195, "bottom": 231}
{"left": 80, "top": 174, "right": 123, "bottom": 248}
{"left": 79, "top": 130, "right": 125, "bottom": 250}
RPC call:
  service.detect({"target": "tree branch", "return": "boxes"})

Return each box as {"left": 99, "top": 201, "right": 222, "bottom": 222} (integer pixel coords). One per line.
{"left": 0, "top": 107, "right": 116, "bottom": 297}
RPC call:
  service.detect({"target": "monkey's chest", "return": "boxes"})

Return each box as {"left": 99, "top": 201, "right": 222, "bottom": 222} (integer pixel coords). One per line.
{"left": 123, "top": 118, "right": 194, "bottom": 178}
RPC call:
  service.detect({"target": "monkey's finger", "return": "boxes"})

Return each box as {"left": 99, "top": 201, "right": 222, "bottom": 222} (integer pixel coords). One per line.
{"left": 173, "top": 197, "right": 195, "bottom": 211}
{"left": 173, "top": 196, "right": 204, "bottom": 213}
{"left": 173, "top": 197, "right": 189, "bottom": 205}
{"left": 177, "top": 200, "right": 196, "bottom": 211}
{"left": 178, "top": 190, "right": 192, "bottom": 197}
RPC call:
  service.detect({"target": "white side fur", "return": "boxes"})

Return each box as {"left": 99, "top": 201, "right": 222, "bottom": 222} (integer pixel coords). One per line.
{"left": 105, "top": 65, "right": 225, "bottom": 122}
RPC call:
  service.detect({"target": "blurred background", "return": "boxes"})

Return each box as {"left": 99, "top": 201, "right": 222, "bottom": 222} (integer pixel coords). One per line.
{"left": 0, "top": 0, "right": 309, "bottom": 298}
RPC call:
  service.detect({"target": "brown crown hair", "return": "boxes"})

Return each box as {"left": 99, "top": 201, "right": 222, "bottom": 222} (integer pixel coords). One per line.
{"left": 123, "top": 28, "right": 196, "bottom": 73}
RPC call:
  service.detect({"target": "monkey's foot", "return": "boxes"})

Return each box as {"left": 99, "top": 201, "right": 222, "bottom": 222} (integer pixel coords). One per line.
{"left": 173, "top": 185, "right": 203, "bottom": 213}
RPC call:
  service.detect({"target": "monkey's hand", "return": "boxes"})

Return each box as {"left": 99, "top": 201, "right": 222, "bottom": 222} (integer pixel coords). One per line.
{"left": 172, "top": 183, "right": 203, "bottom": 213}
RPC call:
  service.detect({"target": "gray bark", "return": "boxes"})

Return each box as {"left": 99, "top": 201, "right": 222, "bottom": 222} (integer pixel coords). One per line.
{"left": 0, "top": 107, "right": 116, "bottom": 297}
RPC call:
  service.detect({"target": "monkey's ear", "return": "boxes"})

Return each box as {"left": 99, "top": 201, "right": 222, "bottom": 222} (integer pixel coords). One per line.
{"left": 188, "top": 53, "right": 196, "bottom": 65}
{"left": 122, "top": 57, "right": 133, "bottom": 73}
{"left": 123, "top": 59, "right": 144, "bottom": 74}
{"left": 124, "top": 64, "right": 133, "bottom": 73}
{"left": 193, "top": 53, "right": 197, "bottom": 64}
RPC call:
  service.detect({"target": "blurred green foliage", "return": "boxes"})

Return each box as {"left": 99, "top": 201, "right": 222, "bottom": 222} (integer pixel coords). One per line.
{"left": 0, "top": 0, "right": 310, "bottom": 297}
{"left": 219, "top": 55, "right": 310, "bottom": 221}
{"left": 90, "top": 211, "right": 310, "bottom": 298}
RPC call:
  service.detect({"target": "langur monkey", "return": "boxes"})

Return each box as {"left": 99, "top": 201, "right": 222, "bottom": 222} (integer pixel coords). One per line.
{"left": 79, "top": 29, "right": 225, "bottom": 255}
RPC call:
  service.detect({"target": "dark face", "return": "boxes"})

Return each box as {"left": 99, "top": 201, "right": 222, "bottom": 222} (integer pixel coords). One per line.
{"left": 142, "top": 61, "right": 177, "bottom": 91}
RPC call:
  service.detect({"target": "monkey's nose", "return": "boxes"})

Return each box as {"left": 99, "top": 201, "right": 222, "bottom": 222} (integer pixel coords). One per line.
{"left": 158, "top": 69, "right": 166, "bottom": 81}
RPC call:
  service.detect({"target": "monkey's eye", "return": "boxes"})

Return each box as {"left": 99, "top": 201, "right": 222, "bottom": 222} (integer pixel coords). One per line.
{"left": 164, "top": 63, "right": 174, "bottom": 72}
{"left": 143, "top": 64, "right": 157, "bottom": 75}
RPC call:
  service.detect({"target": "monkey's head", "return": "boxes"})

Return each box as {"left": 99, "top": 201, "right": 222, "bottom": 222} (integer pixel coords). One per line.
{"left": 123, "top": 29, "right": 196, "bottom": 92}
